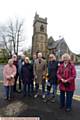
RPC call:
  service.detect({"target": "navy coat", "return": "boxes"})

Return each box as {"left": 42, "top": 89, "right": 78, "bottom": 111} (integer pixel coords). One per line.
{"left": 21, "top": 63, "right": 34, "bottom": 84}
{"left": 48, "top": 60, "right": 58, "bottom": 84}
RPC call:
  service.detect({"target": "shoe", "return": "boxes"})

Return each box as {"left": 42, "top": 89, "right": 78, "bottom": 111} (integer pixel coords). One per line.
{"left": 18, "top": 89, "right": 22, "bottom": 93}
{"left": 65, "top": 108, "right": 71, "bottom": 112}
{"left": 4, "top": 96, "right": 8, "bottom": 100}
{"left": 23, "top": 94, "right": 26, "bottom": 97}
{"left": 43, "top": 96, "right": 50, "bottom": 103}
{"left": 28, "top": 94, "right": 32, "bottom": 97}
{"left": 50, "top": 98, "right": 55, "bottom": 103}
{"left": 42, "top": 94, "right": 45, "bottom": 99}
{"left": 34, "top": 94, "right": 39, "bottom": 98}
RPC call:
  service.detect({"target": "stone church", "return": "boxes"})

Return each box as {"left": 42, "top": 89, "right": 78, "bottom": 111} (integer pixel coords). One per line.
{"left": 32, "top": 13, "right": 76, "bottom": 61}
{"left": 32, "top": 13, "right": 48, "bottom": 58}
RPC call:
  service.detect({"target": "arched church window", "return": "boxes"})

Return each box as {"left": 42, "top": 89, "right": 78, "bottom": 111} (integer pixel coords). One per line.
{"left": 40, "top": 25, "right": 44, "bottom": 32}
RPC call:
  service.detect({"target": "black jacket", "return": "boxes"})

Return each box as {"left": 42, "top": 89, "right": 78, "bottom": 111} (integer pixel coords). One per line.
{"left": 21, "top": 63, "right": 34, "bottom": 84}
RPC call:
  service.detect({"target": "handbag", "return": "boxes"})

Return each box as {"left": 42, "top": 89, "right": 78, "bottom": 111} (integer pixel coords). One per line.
{"left": 63, "top": 82, "right": 70, "bottom": 87}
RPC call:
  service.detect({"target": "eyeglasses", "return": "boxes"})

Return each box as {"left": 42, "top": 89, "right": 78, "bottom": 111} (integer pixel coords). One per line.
{"left": 49, "top": 57, "right": 53, "bottom": 58}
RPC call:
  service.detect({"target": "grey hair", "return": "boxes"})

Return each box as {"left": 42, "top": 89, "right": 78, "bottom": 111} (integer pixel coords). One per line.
{"left": 62, "top": 53, "right": 71, "bottom": 61}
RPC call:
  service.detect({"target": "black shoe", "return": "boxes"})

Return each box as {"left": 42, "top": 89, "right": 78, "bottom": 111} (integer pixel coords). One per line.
{"left": 10, "top": 96, "right": 14, "bottom": 100}
{"left": 23, "top": 94, "right": 26, "bottom": 97}
{"left": 14, "top": 90, "right": 18, "bottom": 93}
{"left": 43, "top": 96, "right": 50, "bottom": 103}
{"left": 28, "top": 94, "right": 31, "bottom": 97}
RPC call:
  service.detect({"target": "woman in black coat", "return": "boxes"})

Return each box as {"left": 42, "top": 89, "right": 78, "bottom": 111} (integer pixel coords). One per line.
{"left": 46, "top": 54, "right": 59, "bottom": 102}
{"left": 21, "top": 57, "right": 34, "bottom": 97}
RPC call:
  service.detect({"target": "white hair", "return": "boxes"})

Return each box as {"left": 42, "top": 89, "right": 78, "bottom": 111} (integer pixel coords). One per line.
{"left": 8, "top": 59, "right": 13, "bottom": 64}
{"left": 62, "top": 53, "right": 71, "bottom": 61}
{"left": 38, "top": 52, "right": 42, "bottom": 58}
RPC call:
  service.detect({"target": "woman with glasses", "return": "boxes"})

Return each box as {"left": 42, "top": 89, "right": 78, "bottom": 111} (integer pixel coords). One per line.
{"left": 21, "top": 57, "right": 34, "bottom": 97}
{"left": 45, "top": 54, "right": 58, "bottom": 103}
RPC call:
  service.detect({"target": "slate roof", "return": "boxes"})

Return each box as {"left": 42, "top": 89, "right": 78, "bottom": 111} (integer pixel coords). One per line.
{"left": 48, "top": 36, "right": 67, "bottom": 49}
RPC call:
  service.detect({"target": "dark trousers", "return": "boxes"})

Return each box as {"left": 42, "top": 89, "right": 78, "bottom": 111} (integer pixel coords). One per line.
{"left": 35, "top": 79, "right": 46, "bottom": 95}
{"left": 18, "top": 76, "right": 22, "bottom": 90}
{"left": 30, "top": 81, "right": 34, "bottom": 93}
{"left": 14, "top": 74, "right": 22, "bottom": 91}
{"left": 14, "top": 74, "right": 18, "bottom": 91}
{"left": 4, "top": 86, "right": 14, "bottom": 99}
{"left": 23, "top": 82, "right": 34, "bottom": 96}
{"left": 60, "top": 90, "right": 74, "bottom": 109}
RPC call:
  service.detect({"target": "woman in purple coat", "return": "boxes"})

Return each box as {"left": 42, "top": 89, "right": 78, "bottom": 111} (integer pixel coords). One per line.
{"left": 21, "top": 57, "right": 34, "bottom": 97}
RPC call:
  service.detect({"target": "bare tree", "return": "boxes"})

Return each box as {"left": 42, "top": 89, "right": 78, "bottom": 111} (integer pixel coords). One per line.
{"left": 0, "top": 18, "right": 24, "bottom": 56}
{"left": 2, "top": 35, "right": 12, "bottom": 56}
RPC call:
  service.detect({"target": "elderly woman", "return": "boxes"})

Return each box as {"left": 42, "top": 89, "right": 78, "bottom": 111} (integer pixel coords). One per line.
{"left": 21, "top": 57, "right": 34, "bottom": 97}
{"left": 3, "top": 59, "right": 16, "bottom": 100}
{"left": 45, "top": 54, "right": 58, "bottom": 102}
{"left": 57, "top": 53, "right": 76, "bottom": 112}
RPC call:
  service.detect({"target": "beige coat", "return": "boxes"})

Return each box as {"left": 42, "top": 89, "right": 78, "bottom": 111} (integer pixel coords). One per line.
{"left": 34, "top": 58, "right": 47, "bottom": 84}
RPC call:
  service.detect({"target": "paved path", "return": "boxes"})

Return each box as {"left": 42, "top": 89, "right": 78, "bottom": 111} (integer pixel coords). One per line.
{"left": 0, "top": 91, "right": 80, "bottom": 120}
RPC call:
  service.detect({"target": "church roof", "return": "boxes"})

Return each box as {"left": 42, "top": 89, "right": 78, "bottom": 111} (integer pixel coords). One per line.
{"left": 48, "top": 37, "right": 66, "bottom": 49}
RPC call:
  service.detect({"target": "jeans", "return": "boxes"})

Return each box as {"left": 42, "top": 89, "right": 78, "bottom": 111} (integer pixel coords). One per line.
{"left": 4, "top": 86, "right": 14, "bottom": 99}
{"left": 47, "top": 81, "right": 57, "bottom": 97}
{"left": 60, "top": 90, "right": 74, "bottom": 109}
{"left": 52, "top": 84, "right": 57, "bottom": 96}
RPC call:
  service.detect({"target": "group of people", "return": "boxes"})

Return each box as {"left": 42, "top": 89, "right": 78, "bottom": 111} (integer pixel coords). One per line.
{"left": 3, "top": 52, "right": 76, "bottom": 112}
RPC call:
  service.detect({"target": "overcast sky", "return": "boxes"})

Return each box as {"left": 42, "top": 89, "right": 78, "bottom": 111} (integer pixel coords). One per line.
{"left": 0, "top": 0, "right": 80, "bottom": 54}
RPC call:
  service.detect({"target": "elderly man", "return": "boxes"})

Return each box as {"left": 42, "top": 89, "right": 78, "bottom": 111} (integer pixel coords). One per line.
{"left": 18, "top": 54, "right": 25, "bottom": 92}
{"left": 34, "top": 52, "right": 47, "bottom": 99}
{"left": 12, "top": 54, "right": 19, "bottom": 92}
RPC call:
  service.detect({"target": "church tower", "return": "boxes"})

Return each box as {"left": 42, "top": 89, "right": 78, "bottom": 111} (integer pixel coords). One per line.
{"left": 32, "top": 13, "right": 48, "bottom": 58}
